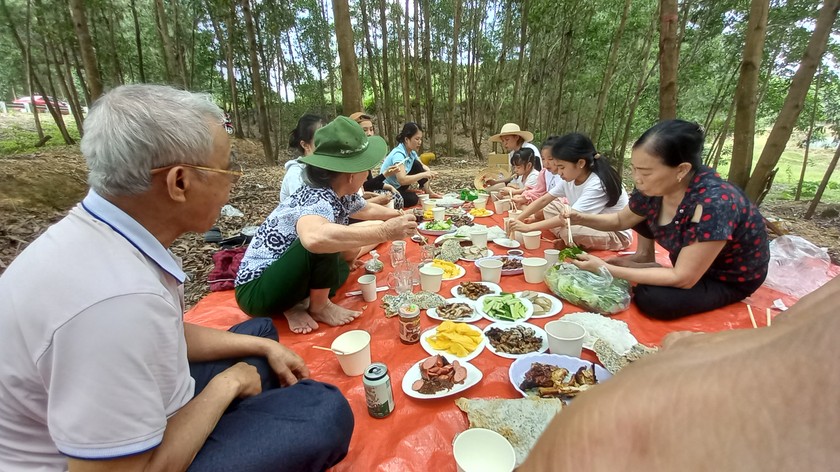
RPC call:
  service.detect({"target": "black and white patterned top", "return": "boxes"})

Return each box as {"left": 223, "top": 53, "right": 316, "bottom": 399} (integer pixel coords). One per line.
{"left": 235, "top": 186, "right": 366, "bottom": 286}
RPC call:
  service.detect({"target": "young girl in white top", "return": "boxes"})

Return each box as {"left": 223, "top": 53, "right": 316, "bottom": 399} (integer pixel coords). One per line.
{"left": 502, "top": 148, "right": 540, "bottom": 202}
{"left": 509, "top": 133, "right": 632, "bottom": 251}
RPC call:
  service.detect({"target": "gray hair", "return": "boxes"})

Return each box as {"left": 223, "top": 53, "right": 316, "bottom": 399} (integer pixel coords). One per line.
{"left": 81, "top": 84, "right": 225, "bottom": 196}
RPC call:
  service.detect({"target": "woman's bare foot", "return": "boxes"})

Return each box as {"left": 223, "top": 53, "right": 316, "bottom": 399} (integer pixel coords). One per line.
{"left": 284, "top": 300, "right": 319, "bottom": 334}
{"left": 309, "top": 299, "right": 361, "bottom": 327}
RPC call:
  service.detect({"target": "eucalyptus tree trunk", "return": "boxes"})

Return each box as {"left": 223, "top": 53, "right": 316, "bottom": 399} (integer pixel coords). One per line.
{"left": 592, "top": 0, "right": 632, "bottom": 144}
{"left": 241, "top": 0, "right": 273, "bottom": 163}
{"left": 359, "top": 0, "right": 384, "bottom": 140}
{"left": 447, "top": 0, "right": 463, "bottom": 156}
{"left": 796, "top": 67, "right": 822, "bottom": 201}
{"left": 379, "top": 0, "right": 394, "bottom": 142}
{"left": 205, "top": 0, "right": 242, "bottom": 137}
{"left": 745, "top": 0, "right": 839, "bottom": 201}
{"left": 420, "top": 0, "right": 434, "bottom": 149}
{"left": 68, "top": 0, "right": 103, "bottom": 100}
{"left": 153, "top": 0, "right": 180, "bottom": 86}
{"left": 728, "top": 0, "right": 769, "bottom": 189}
{"left": 804, "top": 141, "right": 840, "bottom": 219}
{"left": 59, "top": 42, "right": 84, "bottom": 130}
{"left": 130, "top": 0, "right": 145, "bottom": 82}
{"left": 658, "top": 0, "right": 678, "bottom": 119}
{"left": 400, "top": 0, "right": 411, "bottom": 120}
{"left": 333, "top": 0, "right": 362, "bottom": 113}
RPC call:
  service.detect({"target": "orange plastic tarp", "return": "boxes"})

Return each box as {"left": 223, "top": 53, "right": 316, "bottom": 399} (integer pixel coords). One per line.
{"left": 185, "top": 213, "right": 831, "bottom": 471}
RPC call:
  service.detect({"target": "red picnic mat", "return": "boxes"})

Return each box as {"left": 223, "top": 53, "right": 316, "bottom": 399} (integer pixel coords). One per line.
{"left": 185, "top": 212, "right": 827, "bottom": 471}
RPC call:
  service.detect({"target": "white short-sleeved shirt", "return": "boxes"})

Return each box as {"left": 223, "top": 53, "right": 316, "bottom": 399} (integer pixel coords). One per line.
{"left": 508, "top": 142, "right": 542, "bottom": 171}
{"left": 279, "top": 159, "right": 306, "bottom": 202}
{"left": 548, "top": 173, "right": 632, "bottom": 239}
{"left": 0, "top": 190, "right": 193, "bottom": 470}
{"left": 511, "top": 168, "right": 540, "bottom": 189}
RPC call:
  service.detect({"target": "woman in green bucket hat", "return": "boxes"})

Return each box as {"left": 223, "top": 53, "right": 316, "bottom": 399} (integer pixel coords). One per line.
{"left": 235, "top": 116, "right": 418, "bottom": 334}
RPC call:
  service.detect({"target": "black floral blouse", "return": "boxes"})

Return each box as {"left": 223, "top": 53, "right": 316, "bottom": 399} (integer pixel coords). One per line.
{"left": 629, "top": 166, "right": 769, "bottom": 284}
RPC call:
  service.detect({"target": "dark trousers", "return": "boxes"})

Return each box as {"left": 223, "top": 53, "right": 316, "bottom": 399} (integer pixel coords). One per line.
{"left": 188, "top": 319, "right": 354, "bottom": 472}
{"left": 397, "top": 159, "right": 429, "bottom": 208}
{"left": 235, "top": 239, "right": 351, "bottom": 316}
{"left": 631, "top": 222, "right": 766, "bottom": 320}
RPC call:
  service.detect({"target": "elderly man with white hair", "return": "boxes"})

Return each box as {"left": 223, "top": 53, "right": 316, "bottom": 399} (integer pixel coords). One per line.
{"left": 0, "top": 84, "right": 353, "bottom": 472}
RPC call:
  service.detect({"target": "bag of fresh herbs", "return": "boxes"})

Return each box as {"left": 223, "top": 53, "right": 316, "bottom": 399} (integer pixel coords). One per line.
{"left": 544, "top": 262, "right": 631, "bottom": 315}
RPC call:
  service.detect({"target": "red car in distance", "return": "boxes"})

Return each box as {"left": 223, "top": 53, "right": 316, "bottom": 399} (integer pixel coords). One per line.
{"left": 12, "top": 95, "right": 70, "bottom": 115}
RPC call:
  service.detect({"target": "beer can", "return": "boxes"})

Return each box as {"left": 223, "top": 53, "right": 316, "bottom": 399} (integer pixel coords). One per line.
{"left": 363, "top": 363, "right": 394, "bottom": 418}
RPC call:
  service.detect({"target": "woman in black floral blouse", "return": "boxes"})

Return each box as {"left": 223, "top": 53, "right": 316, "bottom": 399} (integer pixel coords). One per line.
{"left": 562, "top": 120, "right": 769, "bottom": 319}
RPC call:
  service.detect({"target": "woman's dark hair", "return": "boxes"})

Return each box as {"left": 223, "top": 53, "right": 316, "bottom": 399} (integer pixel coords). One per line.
{"left": 289, "top": 114, "right": 324, "bottom": 154}
{"left": 633, "top": 119, "right": 705, "bottom": 169}
{"left": 541, "top": 135, "right": 561, "bottom": 150}
{"left": 551, "top": 133, "right": 623, "bottom": 207}
{"left": 510, "top": 147, "right": 536, "bottom": 168}
{"left": 303, "top": 164, "right": 342, "bottom": 189}
{"left": 396, "top": 122, "right": 423, "bottom": 144}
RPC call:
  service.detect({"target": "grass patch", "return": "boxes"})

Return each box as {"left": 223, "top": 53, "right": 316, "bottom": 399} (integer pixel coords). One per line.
{"left": 0, "top": 113, "right": 81, "bottom": 155}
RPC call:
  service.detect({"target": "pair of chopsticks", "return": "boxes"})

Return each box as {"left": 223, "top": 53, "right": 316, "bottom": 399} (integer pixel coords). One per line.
{"left": 507, "top": 188, "right": 517, "bottom": 212}
{"left": 399, "top": 209, "right": 427, "bottom": 245}
{"left": 747, "top": 305, "right": 772, "bottom": 328}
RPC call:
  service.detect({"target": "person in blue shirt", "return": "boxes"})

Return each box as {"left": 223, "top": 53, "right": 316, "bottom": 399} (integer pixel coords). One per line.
{"left": 379, "top": 122, "right": 441, "bottom": 207}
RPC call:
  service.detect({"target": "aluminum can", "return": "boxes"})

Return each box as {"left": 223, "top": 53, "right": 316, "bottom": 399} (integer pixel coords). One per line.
{"left": 363, "top": 363, "right": 394, "bottom": 418}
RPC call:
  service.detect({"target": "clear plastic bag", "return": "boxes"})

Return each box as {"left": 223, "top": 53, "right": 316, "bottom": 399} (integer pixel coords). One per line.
{"left": 764, "top": 235, "right": 832, "bottom": 298}
{"left": 544, "top": 263, "right": 631, "bottom": 315}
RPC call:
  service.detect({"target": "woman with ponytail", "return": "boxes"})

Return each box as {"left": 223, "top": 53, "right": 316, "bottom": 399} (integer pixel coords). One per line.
{"left": 510, "top": 133, "right": 632, "bottom": 251}
{"left": 379, "top": 122, "right": 441, "bottom": 207}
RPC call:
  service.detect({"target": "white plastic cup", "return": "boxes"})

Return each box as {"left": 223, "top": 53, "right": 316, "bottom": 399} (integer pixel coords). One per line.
{"left": 419, "top": 266, "right": 444, "bottom": 292}
{"left": 508, "top": 209, "right": 523, "bottom": 218}
{"left": 493, "top": 199, "right": 511, "bottom": 214}
{"left": 453, "top": 428, "right": 516, "bottom": 472}
{"left": 470, "top": 227, "right": 489, "bottom": 247}
{"left": 522, "top": 231, "right": 541, "bottom": 250}
{"left": 474, "top": 197, "right": 488, "bottom": 210}
{"left": 544, "top": 321, "right": 587, "bottom": 357}
{"left": 544, "top": 249, "right": 560, "bottom": 266}
{"left": 432, "top": 207, "right": 445, "bottom": 222}
{"left": 330, "top": 330, "right": 372, "bottom": 376}
{"left": 358, "top": 274, "right": 377, "bottom": 302}
{"left": 423, "top": 200, "right": 436, "bottom": 212}
{"left": 522, "top": 257, "right": 548, "bottom": 284}
{"left": 477, "top": 258, "right": 504, "bottom": 284}
{"left": 418, "top": 194, "right": 430, "bottom": 203}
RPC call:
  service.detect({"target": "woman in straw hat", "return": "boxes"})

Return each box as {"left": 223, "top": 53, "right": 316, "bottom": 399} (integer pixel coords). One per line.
{"left": 484, "top": 123, "right": 542, "bottom": 188}
{"left": 235, "top": 117, "right": 418, "bottom": 334}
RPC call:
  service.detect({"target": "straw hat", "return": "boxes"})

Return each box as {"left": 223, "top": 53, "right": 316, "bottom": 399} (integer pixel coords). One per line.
{"left": 349, "top": 111, "right": 372, "bottom": 123}
{"left": 474, "top": 166, "right": 512, "bottom": 190}
{"left": 489, "top": 123, "right": 533, "bottom": 143}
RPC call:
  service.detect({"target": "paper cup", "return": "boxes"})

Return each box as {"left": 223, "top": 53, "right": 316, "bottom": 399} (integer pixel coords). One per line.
{"left": 544, "top": 249, "right": 560, "bottom": 266}
{"left": 493, "top": 199, "right": 511, "bottom": 214}
{"left": 358, "top": 274, "right": 377, "bottom": 302}
{"left": 544, "top": 321, "right": 586, "bottom": 357}
{"left": 423, "top": 200, "right": 436, "bottom": 212}
{"left": 419, "top": 266, "right": 444, "bottom": 292}
{"left": 522, "top": 231, "right": 541, "bottom": 250}
{"left": 432, "top": 207, "right": 445, "bottom": 222}
{"left": 477, "top": 258, "right": 504, "bottom": 284}
{"left": 453, "top": 428, "right": 516, "bottom": 472}
{"left": 330, "top": 330, "right": 372, "bottom": 376}
{"left": 474, "top": 197, "right": 488, "bottom": 210}
{"left": 469, "top": 227, "right": 489, "bottom": 247}
{"left": 419, "top": 194, "right": 430, "bottom": 203}
{"left": 508, "top": 209, "right": 523, "bottom": 219}
{"left": 522, "top": 257, "right": 548, "bottom": 283}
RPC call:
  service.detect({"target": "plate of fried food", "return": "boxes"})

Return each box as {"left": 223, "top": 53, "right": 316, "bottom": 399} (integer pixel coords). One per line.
{"left": 459, "top": 245, "right": 494, "bottom": 262}
{"left": 402, "top": 354, "right": 482, "bottom": 399}
{"left": 483, "top": 322, "right": 548, "bottom": 359}
{"left": 508, "top": 353, "right": 612, "bottom": 399}
{"left": 420, "top": 321, "right": 486, "bottom": 362}
{"left": 427, "top": 298, "right": 482, "bottom": 323}
{"left": 474, "top": 256, "right": 524, "bottom": 275}
{"left": 515, "top": 291, "right": 563, "bottom": 318}
{"left": 450, "top": 281, "right": 502, "bottom": 300}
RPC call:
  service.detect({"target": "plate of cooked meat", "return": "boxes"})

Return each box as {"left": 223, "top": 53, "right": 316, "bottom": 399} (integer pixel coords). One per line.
{"left": 482, "top": 322, "right": 548, "bottom": 359}
{"left": 508, "top": 354, "right": 612, "bottom": 399}
{"left": 402, "top": 355, "right": 482, "bottom": 399}
{"left": 427, "top": 298, "right": 482, "bottom": 323}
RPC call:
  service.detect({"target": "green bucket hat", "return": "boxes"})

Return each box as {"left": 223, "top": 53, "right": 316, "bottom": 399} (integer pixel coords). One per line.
{"left": 299, "top": 116, "right": 387, "bottom": 173}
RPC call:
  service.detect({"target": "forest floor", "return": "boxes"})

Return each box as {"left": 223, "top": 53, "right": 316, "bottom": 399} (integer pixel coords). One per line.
{"left": 2, "top": 120, "right": 839, "bottom": 308}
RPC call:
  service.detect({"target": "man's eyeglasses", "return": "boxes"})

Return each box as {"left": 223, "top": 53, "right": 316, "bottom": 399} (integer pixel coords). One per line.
{"left": 151, "top": 155, "right": 243, "bottom": 184}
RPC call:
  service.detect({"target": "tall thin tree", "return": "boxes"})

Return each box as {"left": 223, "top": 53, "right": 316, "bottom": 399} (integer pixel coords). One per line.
{"left": 68, "top": 0, "right": 103, "bottom": 101}
{"left": 333, "top": 0, "right": 362, "bottom": 113}
{"left": 658, "top": 0, "right": 678, "bottom": 119}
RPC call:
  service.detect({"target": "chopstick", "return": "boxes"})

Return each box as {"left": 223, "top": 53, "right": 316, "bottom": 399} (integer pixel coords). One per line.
{"left": 508, "top": 189, "right": 517, "bottom": 212}
{"left": 345, "top": 286, "right": 389, "bottom": 297}
{"left": 312, "top": 345, "right": 346, "bottom": 355}
{"left": 766, "top": 308, "right": 772, "bottom": 327}
{"left": 566, "top": 217, "right": 575, "bottom": 247}
{"left": 747, "top": 305, "right": 758, "bottom": 329}
{"left": 399, "top": 209, "right": 428, "bottom": 245}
